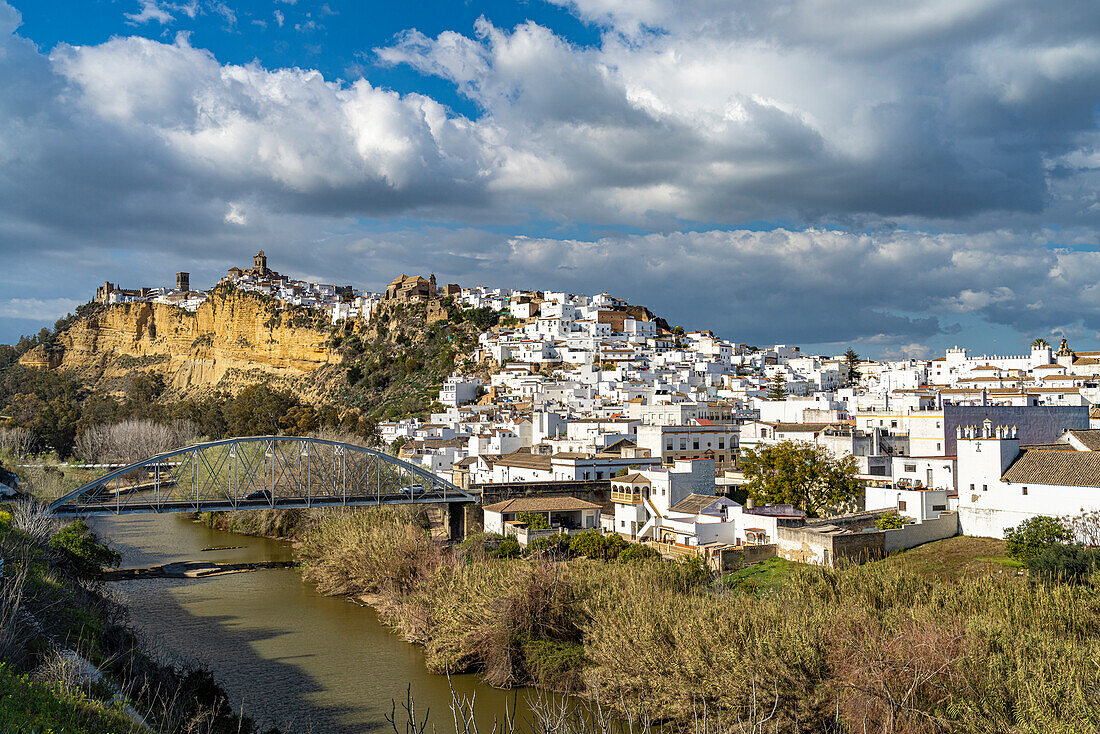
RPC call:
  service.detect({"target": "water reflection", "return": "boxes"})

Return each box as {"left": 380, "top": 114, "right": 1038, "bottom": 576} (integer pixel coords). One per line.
{"left": 91, "top": 515, "right": 533, "bottom": 733}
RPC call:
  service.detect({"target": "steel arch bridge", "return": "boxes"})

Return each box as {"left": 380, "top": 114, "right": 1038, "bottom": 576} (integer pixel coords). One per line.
{"left": 46, "top": 436, "right": 475, "bottom": 518}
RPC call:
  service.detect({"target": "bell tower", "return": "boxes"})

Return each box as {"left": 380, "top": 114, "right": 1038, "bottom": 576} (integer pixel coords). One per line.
{"left": 253, "top": 250, "right": 268, "bottom": 273}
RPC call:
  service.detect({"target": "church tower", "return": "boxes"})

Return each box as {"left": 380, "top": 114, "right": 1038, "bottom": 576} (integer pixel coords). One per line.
{"left": 253, "top": 251, "right": 268, "bottom": 273}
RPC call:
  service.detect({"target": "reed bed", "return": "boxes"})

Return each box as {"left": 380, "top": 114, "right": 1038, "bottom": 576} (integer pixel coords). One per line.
{"left": 298, "top": 509, "right": 1100, "bottom": 733}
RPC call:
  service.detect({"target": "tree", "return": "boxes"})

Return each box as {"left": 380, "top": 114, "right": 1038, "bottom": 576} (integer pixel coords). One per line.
{"left": 843, "top": 348, "right": 861, "bottom": 388}
{"left": 765, "top": 373, "right": 788, "bottom": 400}
{"left": 739, "top": 440, "right": 862, "bottom": 517}
{"left": 1031, "top": 338, "right": 1050, "bottom": 349}
{"left": 1004, "top": 516, "right": 1071, "bottom": 561}
{"left": 516, "top": 511, "right": 550, "bottom": 530}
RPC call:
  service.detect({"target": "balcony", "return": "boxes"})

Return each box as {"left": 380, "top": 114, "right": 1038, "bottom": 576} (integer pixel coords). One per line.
{"left": 611, "top": 489, "right": 644, "bottom": 505}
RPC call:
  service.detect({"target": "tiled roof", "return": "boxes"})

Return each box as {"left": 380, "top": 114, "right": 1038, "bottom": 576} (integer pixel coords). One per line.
{"left": 482, "top": 496, "right": 603, "bottom": 513}
{"left": 670, "top": 493, "right": 725, "bottom": 514}
{"left": 612, "top": 472, "right": 649, "bottom": 484}
{"left": 1001, "top": 450, "right": 1100, "bottom": 487}
{"left": 1065, "top": 429, "right": 1100, "bottom": 451}
{"left": 495, "top": 452, "right": 553, "bottom": 470}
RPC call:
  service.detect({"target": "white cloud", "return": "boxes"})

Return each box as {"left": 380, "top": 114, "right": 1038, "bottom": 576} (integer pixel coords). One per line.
{"left": 125, "top": 1, "right": 174, "bottom": 25}
{"left": 224, "top": 202, "right": 247, "bottom": 225}
{"left": 1, "top": 0, "right": 1100, "bottom": 354}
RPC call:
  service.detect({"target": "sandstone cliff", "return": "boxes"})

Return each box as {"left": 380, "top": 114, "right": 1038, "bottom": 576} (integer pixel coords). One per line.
{"left": 19, "top": 288, "right": 335, "bottom": 395}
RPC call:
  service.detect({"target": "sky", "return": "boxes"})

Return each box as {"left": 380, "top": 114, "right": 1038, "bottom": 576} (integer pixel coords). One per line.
{"left": 1, "top": 0, "right": 1099, "bottom": 359}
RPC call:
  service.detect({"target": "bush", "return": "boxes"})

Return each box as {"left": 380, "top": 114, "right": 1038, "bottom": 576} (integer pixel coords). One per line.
{"left": 569, "top": 531, "right": 629, "bottom": 561}
{"left": 1025, "top": 543, "right": 1100, "bottom": 585}
{"left": 491, "top": 536, "right": 522, "bottom": 559}
{"left": 875, "top": 511, "right": 907, "bottom": 530}
{"left": 617, "top": 543, "right": 660, "bottom": 563}
{"left": 1004, "top": 516, "right": 1071, "bottom": 561}
{"left": 527, "top": 533, "right": 570, "bottom": 557}
{"left": 48, "top": 521, "right": 121, "bottom": 577}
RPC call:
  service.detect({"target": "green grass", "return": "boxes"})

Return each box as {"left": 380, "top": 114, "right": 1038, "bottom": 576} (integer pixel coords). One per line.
{"left": 0, "top": 664, "right": 141, "bottom": 734}
{"left": 877, "top": 535, "right": 1024, "bottom": 581}
{"left": 722, "top": 556, "right": 802, "bottom": 593}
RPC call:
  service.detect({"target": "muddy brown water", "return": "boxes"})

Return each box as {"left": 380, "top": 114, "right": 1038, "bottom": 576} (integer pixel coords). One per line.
{"left": 90, "top": 515, "right": 540, "bottom": 733}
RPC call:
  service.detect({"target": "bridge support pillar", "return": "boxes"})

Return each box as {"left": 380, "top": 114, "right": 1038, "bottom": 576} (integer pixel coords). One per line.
{"left": 447, "top": 502, "right": 473, "bottom": 541}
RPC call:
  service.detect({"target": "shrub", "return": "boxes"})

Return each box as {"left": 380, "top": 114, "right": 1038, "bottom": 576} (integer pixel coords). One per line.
{"left": 527, "top": 533, "right": 571, "bottom": 557}
{"left": 569, "top": 531, "right": 629, "bottom": 561}
{"left": 491, "top": 536, "right": 522, "bottom": 559}
{"left": 875, "top": 511, "right": 907, "bottom": 530}
{"left": 48, "top": 521, "right": 120, "bottom": 577}
{"left": 1025, "top": 543, "right": 1100, "bottom": 585}
{"left": 617, "top": 543, "right": 660, "bottom": 563}
{"left": 1004, "top": 516, "right": 1071, "bottom": 561}
{"left": 0, "top": 510, "right": 11, "bottom": 528}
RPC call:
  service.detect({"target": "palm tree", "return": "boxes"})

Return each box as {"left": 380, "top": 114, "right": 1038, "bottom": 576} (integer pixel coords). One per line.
{"left": 1032, "top": 338, "right": 1050, "bottom": 349}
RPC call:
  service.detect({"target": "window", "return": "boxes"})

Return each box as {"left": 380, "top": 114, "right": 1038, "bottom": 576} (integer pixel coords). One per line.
{"left": 718, "top": 439, "right": 725, "bottom": 449}
{"left": 898, "top": 500, "right": 907, "bottom": 511}
{"left": 982, "top": 484, "right": 987, "bottom": 492}
{"left": 936, "top": 443, "right": 942, "bottom": 452}
{"left": 1022, "top": 486, "right": 1028, "bottom": 496}
{"left": 679, "top": 438, "right": 687, "bottom": 450}
{"left": 621, "top": 520, "right": 626, "bottom": 528}
{"left": 904, "top": 463, "right": 917, "bottom": 472}
{"left": 891, "top": 420, "right": 898, "bottom": 428}
{"left": 969, "top": 483, "right": 975, "bottom": 491}
{"left": 665, "top": 440, "right": 673, "bottom": 451}
{"left": 932, "top": 504, "right": 946, "bottom": 511}
{"left": 693, "top": 440, "right": 700, "bottom": 450}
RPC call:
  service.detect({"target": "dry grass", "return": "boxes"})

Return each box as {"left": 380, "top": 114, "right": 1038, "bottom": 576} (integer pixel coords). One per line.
{"left": 877, "top": 536, "right": 1024, "bottom": 580}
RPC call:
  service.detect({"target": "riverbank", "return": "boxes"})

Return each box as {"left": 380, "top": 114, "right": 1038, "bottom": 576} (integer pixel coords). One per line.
{"left": 294, "top": 507, "right": 1100, "bottom": 733}
{"left": 0, "top": 507, "right": 278, "bottom": 734}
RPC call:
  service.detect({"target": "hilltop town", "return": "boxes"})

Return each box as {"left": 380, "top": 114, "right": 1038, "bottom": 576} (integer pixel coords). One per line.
{"left": 70, "top": 252, "right": 1100, "bottom": 567}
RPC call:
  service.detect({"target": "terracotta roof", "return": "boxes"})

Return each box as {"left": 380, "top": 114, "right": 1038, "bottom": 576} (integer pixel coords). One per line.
{"left": 773, "top": 422, "right": 840, "bottom": 433}
{"left": 612, "top": 472, "right": 649, "bottom": 484}
{"left": 670, "top": 493, "right": 725, "bottom": 514}
{"left": 482, "top": 496, "right": 602, "bottom": 513}
{"left": 1001, "top": 450, "right": 1100, "bottom": 487}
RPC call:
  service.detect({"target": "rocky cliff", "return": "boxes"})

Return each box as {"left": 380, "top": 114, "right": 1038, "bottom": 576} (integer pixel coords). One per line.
{"left": 18, "top": 287, "right": 335, "bottom": 395}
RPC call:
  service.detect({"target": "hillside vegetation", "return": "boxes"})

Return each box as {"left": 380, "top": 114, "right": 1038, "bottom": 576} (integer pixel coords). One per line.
{"left": 0, "top": 291, "right": 492, "bottom": 457}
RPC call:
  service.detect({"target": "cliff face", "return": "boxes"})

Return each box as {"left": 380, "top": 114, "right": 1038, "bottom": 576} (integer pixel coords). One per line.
{"left": 18, "top": 289, "right": 335, "bottom": 394}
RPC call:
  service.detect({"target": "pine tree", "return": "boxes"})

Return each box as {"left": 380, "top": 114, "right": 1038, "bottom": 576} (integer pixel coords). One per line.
{"left": 843, "top": 348, "right": 861, "bottom": 387}
{"left": 766, "top": 372, "right": 788, "bottom": 400}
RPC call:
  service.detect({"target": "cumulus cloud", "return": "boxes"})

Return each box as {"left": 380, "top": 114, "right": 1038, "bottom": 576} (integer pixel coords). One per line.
{"left": 0, "top": 0, "right": 1099, "bottom": 354}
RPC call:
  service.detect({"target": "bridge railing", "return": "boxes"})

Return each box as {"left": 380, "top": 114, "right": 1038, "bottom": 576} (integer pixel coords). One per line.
{"left": 47, "top": 436, "right": 475, "bottom": 517}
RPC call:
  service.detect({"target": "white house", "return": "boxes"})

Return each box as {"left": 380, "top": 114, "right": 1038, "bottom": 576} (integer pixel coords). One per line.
{"left": 482, "top": 496, "right": 602, "bottom": 542}
{"left": 956, "top": 422, "right": 1100, "bottom": 538}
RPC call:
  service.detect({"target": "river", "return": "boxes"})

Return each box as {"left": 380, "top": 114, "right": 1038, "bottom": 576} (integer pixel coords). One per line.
{"left": 89, "top": 514, "right": 537, "bottom": 734}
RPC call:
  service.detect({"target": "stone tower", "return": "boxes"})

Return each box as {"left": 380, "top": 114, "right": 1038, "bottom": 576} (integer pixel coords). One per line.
{"left": 253, "top": 251, "right": 268, "bottom": 273}
{"left": 429, "top": 273, "right": 437, "bottom": 298}
{"left": 176, "top": 272, "right": 190, "bottom": 292}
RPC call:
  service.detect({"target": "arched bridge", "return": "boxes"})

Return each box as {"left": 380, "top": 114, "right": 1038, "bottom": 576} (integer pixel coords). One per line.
{"left": 47, "top": 436, "right": 476, "bottom": 518}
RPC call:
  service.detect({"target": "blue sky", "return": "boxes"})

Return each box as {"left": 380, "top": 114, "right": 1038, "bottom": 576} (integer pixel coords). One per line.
{"left": 1, "top": 0, "right": 1099, "bottom": 359}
